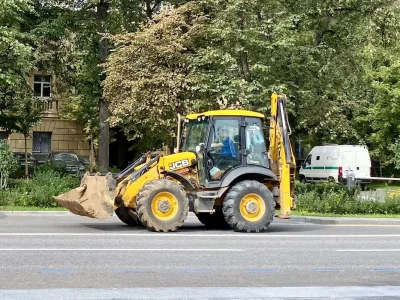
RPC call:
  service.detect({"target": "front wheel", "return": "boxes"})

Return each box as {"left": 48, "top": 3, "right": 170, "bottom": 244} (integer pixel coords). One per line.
{"left": 222, "top": 180, "right": 275, "bottom": 233}
{"left": 136, "top": 179, "right": 189, "bottom": 232}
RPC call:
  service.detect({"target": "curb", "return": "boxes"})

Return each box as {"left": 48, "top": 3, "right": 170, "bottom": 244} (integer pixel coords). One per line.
{"left": 0, "top": 211, "right": 73, "bottom": 216}
{"left": 1, "top": 211, "right": 400, "bottom": 224}
{"left": 291, "top": 216, "right": 400, "bottom": 225}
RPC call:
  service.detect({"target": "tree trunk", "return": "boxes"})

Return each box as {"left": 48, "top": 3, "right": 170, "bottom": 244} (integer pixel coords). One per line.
{"left": 90, "top": 137, "right": 94, "bottom": 173}
{"left": 24, "top": 135, "right": 28, "bottom": 178}
{"left": 145, "top": 0, "right": 153, "bottom": 19}
{"left": 97, "top": 0, "right": 110, "bottom": 172}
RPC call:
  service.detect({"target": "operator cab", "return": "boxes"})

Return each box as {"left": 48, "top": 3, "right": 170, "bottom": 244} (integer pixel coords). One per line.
{"left": 180, "top": 110, "right": 269, "bottom": 185}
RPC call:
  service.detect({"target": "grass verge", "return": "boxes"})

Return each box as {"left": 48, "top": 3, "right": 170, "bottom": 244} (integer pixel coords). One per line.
{"left": 0, "top": 206, "right": 67, "bottom": 211}
{"left": 291, "top": 210, "right": 400, "bottom": 218}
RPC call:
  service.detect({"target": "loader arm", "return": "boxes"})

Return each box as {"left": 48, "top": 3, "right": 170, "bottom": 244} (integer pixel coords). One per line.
{"left": 269, "top": 93, "right": 296, "bottom": 218}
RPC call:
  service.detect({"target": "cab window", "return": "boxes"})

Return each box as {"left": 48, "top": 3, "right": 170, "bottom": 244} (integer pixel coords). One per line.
{"left": 245, "top": 117, "right": 268, "bottom": 168}
{"left": 181, "top": 119, "right": 208, "bottom": 152}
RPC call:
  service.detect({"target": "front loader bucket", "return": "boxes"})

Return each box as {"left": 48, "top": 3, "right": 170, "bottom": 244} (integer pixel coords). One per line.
{"left": 54, "top": 173, "right": 116, "bottom": 219}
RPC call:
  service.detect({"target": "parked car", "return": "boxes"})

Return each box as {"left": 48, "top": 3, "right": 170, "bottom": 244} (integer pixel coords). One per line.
{"left": 299, "top": 144, "right": 372, "bottom": 188}
{"left": 46, "top": 151, "right": 85, "bottom": 174}
{"left": 13, "top": 152, "right": 38, "bottom": 172}
{"left": 78, "top": 155, "right": 91, "bottom": 170}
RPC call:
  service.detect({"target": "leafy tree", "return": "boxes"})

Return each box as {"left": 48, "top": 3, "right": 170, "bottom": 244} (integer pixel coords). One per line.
{"left": 104, "top": 2, "right": 206, "bottom": 150}
{"left": 14, "top": 92, "right": 42, "bottom": 177}
{"left": 0, "top": 0, "right": 35, "bottom": 135}
{"left": 31, "top": 0, "right": 184, "bottom": 170}
{"left": 105, "top": 0, "right": 400, "bottom": 153}
{"left": 367, "top": 56, "right": 400, "bottom": 164}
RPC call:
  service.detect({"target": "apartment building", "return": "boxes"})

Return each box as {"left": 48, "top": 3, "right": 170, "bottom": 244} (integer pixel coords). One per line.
{"left": 0, "top": 73, "right": 90, "bottom": 162}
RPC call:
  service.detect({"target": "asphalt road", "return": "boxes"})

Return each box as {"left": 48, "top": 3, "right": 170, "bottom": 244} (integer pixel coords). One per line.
{"left": 0, "top": 212, "right": 400, "bottom": 299}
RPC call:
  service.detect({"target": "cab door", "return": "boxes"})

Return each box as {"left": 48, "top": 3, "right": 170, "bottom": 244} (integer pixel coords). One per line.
{"left": 206, "top": 117, "right": 241, "bottom": 181}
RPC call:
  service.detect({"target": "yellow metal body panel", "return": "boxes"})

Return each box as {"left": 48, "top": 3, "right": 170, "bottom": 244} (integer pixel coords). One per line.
{"left": 119, "top": 152, "right": 197, "bottom": 208}
{"left": 121, "top": 162, "right": 159, "bottom": 208}
{"left": 159, "top": 152, "right": 197, "bottom": 172}
{"left": 186, "top": 110, "right": 265, "bottom": 120}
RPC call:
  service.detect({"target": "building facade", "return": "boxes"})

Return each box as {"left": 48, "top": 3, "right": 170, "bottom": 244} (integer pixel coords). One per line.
{"left": 0, "top": 73, "right": 90, "bottom": 162}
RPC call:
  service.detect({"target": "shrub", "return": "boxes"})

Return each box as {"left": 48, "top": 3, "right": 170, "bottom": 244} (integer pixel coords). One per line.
{"left": 296, "top": 183, "right": 400, "bottom": 215}
{"left": 1, "top": 169, "right": 80, "bottom": 208}
{"left": 35, "top": 162, "right": 71, "bottom": 176}
{"left": 0, "top": 140, "right": 18, "bottom": 188}
{"left": 296, "top": 182, "right": 357, "bottom": 197}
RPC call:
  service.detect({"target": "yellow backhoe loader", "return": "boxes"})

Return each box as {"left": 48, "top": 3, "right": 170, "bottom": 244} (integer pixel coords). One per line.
{"left": 55, "top": 93, "right": 296, "bottom": 232}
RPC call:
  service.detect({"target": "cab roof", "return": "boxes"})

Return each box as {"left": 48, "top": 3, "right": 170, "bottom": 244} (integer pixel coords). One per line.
{"left": 185, "top": 109, "right": 265, "bottom": 120}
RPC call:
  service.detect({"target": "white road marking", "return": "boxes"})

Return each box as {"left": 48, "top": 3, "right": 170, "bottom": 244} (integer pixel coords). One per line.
{"left": 332, "top": 224, "right": 400, "bottom": 227}
{"left": 336, "top": 249, "right": 400, "bottom": 252}
{"left": 0, "top": 248, "right": 244, "bottom": 252}
{"left": 1, "top": 286, "right": 400, "bottom": 299}
{"left": 0, "top": 233, "right": 400, "bottom": 237}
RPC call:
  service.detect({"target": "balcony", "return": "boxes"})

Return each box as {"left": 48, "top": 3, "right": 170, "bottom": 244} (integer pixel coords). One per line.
{"left": 37, "top": 99, "right": 59, "bottom": 118}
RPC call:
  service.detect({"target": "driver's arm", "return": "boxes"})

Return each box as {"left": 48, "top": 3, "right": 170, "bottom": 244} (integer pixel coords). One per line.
{"left": 211, "top": 142, "right": 223, "bottom": 148}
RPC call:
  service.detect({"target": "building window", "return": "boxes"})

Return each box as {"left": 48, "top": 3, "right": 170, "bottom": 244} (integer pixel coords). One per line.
{"left": 33, "top": 132, "right": 51, "bottom": 153}
{"left": 34, "top": 75, "right": 51, "bottom": 98}
{"left": 0, "top": 131, "right": 7, "bottom": 140}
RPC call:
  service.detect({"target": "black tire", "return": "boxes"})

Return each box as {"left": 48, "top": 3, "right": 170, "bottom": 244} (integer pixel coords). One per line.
{"left": 136, "top": 179, "right": 188, "bottom": 232}
{"left": 196, "top": 211, "right": 230, "bottom": 229}
{"left": 299, "top": 175, "right": 307, "bottom": 184}
{"left": 222, "top": 180, "right": 275, "bottom": 233}
{"left": 115, "top": 206, "right": 139, "bottom": 226}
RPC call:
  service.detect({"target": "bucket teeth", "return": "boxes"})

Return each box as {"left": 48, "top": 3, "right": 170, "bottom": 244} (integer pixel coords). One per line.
{"left": 54, "top": 173, "right": 116, "bottom": 219}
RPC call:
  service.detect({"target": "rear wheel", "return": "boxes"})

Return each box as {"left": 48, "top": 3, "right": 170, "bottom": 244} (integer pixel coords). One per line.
{"left": 115, "top": 206, "right": 139, "bottom": 226}
{"left": 136, "top": 179, "right": 188, "bottom": 232}
{"left": 196, "top": 211, "right": 230, "bottom": 229}
{"left": 222, "top": 180, "right": 275, "bottom": 233}
{"left": 299, "top": 175, "right": 307, "bottom": 183}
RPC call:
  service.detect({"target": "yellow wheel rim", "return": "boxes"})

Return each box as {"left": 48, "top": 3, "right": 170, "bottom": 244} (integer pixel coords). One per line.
{"left": 151, "top": 192, "right": 179, "bottom": 221}
{"left": 239, "top": 193, "right": 266, "bottom": 222}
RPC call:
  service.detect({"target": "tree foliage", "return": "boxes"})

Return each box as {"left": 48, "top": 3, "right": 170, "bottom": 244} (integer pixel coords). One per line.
{"left": 104, "top": 0, "right": 400, "bottom": 154}
{"left": 2, "top": 0, "right": 400, "bottom": 166}
{"left": 0, "top": 0, "right": 35, "bottom": 134}
{"left": 104, "top": 2, "right": 206, "bottom": 150}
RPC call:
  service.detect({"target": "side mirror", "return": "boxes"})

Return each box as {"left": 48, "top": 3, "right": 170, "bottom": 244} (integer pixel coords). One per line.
{"left": 195, "top": 143, "right": 205, "bottom": 153}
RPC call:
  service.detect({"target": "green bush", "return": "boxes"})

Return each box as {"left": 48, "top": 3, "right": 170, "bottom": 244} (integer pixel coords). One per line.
{"left": 0, "top": 140, "right": 18, "bottom": 188}
{"left": 296, "top": 183, "right": 400, "bottom": 215}
{"left": 0, "top": 169, "right": 80, "bottom": 208}
{"left": 35, "top": 162, "right": 71, "bottom": 176}
{"left": 296, "top": 182, "right": 357, "bottom": 197}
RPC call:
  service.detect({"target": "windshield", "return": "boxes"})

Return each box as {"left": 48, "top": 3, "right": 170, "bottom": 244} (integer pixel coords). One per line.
{"left": 182, "top": 119, "right": 209, "bottom": 152}
{"left": 54, "top": 153, "right": 79, "bottom": 162}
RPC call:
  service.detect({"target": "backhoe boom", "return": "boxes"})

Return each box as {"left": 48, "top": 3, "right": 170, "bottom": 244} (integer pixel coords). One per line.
{"left": 269, "top": 93, "right": 296, "bottom": 218}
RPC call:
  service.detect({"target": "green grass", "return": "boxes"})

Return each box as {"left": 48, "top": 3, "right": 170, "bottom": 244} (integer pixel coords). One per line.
{"left": 366, "top": 181, "right": 400, "bottom": 190}
{"left": 0, "top": 206, "right": 67, "bottom": 211}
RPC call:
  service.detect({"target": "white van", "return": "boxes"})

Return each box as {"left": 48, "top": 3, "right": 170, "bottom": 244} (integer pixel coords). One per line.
{"left": 299, "top": 145, "right": 372, "bottom": 188}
